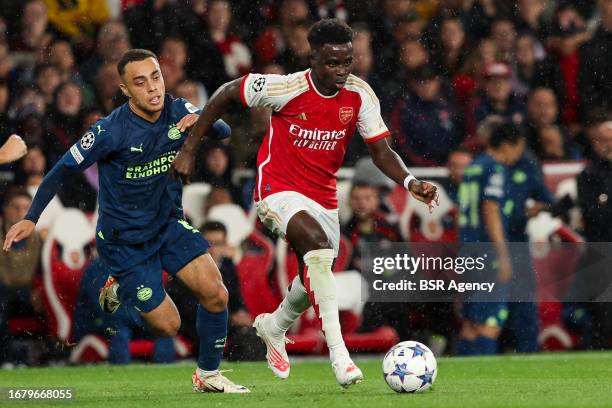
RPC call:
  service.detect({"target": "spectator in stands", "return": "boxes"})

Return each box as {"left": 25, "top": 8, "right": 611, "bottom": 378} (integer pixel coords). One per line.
{"left": 444, "top": 148, "right": 473, "bottom": 205}
{"left": 73, "top": 258, "right": 176, "bottom": 364}
{"left": 192, "top": 143, "right": 238, "bottom": 198}
{"left": 514, "top": 0, "right": 549, "bottom": 42}
{"left": 0, "top": 187, "right": 41, "bottom": 365}
{"left": 369, "top": 0, "right": 415, "bottom": 79}
{"left": 578, "top": 0, "right": 612, "bottom": 123}
{"left": 343, "top": 24, "right": 383, "bottom": 165}
{"left": 524, "top": 87, "right": 561, "bottom": 154}
{"left": 343, "top": 182, "right": 400, "bottom": 272}
{"left": 159, "top": 37, "right": 189, "bottom": 95}
{"left": 452, "top": 38, "right": 498, "bottom": 107}
{"left": 465, "top": 62, "right": 526, "bottom": 145}
{"left": 548, "top": 4, "right": 591, "bottom": 128}
{"left": 167, "top": 221, "right": 259, "bottom": 361}
{"left": 345, "top": 181, "right": 407, "bottom": 337}
{"left": 277, "top": 24, "right": 311, "bottom": 73}
{"left": 514, "top": 33, "right": 564, "bottom": 101}
{"left": 537, "top": 125, "right": 570, "bottom": 160}
{"left": 44, "top": 80, "right": 83, "bottom": 164}
{"left": 80, "top": 20, "right": 131, "bottom": 84}
{"left": 175, "top": 79, "right": 208, "bottom": 110}
{"left": 430, "top": 16, "right": 470, "bottom": 81}
{"left": 207, "top": 0, "right": 251, "bottom": 79}
{"left": 490, "top": 17, "right": 517, "bottom": 64}
{"left": 8, "top": 0, "right": 53, "bottom": 56}
{"left": 204, "top": 187, "right": 234, "bottom": 215}
{"left": 46, "top": 39, "right": 82, "bottom": 84}
{"left": 383, "top": 37, "right": 430, "bottom": 109}
{"left": 253, "top": 0, "right": 311, "bottom": 65}
{"left": 393, "top": 64, "right": 464, "bottom": 166}
{"left": 572, "top": 112, "right": 612, "bottom": 349}
{"left": 94, "top": 63, "right": 121, "bottom": 114}
{"left": 34, "top": 64, "right": 62, "bottom": 105}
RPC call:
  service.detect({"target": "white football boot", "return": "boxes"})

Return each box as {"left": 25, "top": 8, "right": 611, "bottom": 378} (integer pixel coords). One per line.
{"left": 331, "top": 350, "right": 363, "bottom": 388}
{"left": 253, "top": 313, "right": 292, "bottom": 379}
{"left": 192, "top": 370, "right": 250, "bottom": 393}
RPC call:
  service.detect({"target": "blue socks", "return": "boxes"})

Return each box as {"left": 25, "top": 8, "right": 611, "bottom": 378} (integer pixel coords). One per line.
{"left": 474, "top": 336, "right": 498, "bottom": 354}
{"left": 196, "top": 305, "right": 228, "bottom": 371}
{"left": 153, "top": 337, "right": 176, "bottom": 363}
{"left": 456, "top": 336, "right": 498, "bottom": 355}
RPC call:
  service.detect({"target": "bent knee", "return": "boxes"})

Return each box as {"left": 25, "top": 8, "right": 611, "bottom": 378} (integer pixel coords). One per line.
{"left": 200, "top": 283, "right": 228, "bottom": 312}
{"left": 155, "top": 314, "right": 181, "bottom": 337}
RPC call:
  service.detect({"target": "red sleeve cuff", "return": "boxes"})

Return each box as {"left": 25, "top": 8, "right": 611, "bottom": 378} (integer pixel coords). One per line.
{"left": 364, "top": 130, "right": 390, "bottom": 144}
{"left": 239, "top": 74, "right": 250, "bottom": 107}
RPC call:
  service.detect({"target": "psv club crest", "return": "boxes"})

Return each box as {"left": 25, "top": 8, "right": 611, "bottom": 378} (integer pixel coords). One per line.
{"left": 339, "top": 107, "right": 353, "bottom": 124}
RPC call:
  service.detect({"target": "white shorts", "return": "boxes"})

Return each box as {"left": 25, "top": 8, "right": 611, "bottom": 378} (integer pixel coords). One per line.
{"left": 255, "top": 191, "right": 340, "bottom": 255}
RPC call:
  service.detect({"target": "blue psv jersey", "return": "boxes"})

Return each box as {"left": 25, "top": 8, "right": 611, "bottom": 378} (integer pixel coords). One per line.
{"left": 26, "top": 95, "right": 229, "bottom": 244}
{"left": 458, "top": 153, "right": 509, "bottom": 242}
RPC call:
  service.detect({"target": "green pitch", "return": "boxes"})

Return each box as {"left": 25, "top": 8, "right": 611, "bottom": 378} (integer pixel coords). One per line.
{"left": 1, "top": 352, "right": 611, "bottom": 407}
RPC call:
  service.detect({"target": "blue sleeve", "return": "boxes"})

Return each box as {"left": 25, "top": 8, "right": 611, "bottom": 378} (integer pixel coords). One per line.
{"left": 25, "top": 121, "right": 114, "bottom": 223}
{"left": 482, "top": 167, "right": 505, "bottom": 204}
{"left": 176, "top": 97, "right": 231, "bottom": 140}
{"left": 530, "top": 164, "right": 555, "bottom": 205}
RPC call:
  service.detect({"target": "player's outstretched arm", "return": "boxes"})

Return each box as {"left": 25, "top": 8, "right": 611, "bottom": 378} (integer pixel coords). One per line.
{"left": 367, "top": 138, "right": 439, "bottom": 213}
{"left": 0, "top": 134, "right": 27, "bottom": 165}
{"left": 173, "top": 78, "right": 243, "bottom": 182}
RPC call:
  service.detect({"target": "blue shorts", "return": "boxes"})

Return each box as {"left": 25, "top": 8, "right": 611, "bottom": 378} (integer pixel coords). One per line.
{"left": 97, "top": 218, "right": 209, "bottom": 313}
{"left": 462, "top": 302, "right": 509, "bottom": 327}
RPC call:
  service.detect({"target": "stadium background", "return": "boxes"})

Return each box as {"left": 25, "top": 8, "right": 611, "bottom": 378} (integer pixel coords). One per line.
{"left": 0, "top": 0, "right": 611, "bottom": 366}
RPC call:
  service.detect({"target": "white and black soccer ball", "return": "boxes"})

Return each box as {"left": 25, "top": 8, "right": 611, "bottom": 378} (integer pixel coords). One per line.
{"left": 382, "top": 341, "right": 437, "bottom": 393}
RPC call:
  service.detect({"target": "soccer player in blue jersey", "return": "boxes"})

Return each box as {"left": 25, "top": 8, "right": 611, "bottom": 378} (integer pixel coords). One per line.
{"left": 504, "top": 151, "right": 554, "bottom": 352}
{"left": 457, "top": 123, "right": 525, "bottom": 355}
{"left": 3, "top": 49, "right": 249, "bottom": 393}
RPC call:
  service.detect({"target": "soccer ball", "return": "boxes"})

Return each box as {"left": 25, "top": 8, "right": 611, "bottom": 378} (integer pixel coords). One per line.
{"left": 382, "top": 341, "right": 437, "bottom": 393}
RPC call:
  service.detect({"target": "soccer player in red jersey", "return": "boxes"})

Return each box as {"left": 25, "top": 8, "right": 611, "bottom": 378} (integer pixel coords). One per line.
{"left": 173, "top": 19, "right": 439, "bottom": 387}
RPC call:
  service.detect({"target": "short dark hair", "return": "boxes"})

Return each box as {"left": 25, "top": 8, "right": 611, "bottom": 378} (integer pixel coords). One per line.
{"left": 201, "top": 221, "right": 227, "bottom": 236}
{"left": 308, "top": 18, "right": 353, "bottom": 48}
{"left": 489, "top": 122, "right": 524, "bottom": 148}
{"left": 3, "top": 186, "right": 32, "bottom": 207}
{"left": 117, "top": 49, "right": 158, "bottom": 77}
{"left": 351, "top": 182, "right": 378, "bottom": 192}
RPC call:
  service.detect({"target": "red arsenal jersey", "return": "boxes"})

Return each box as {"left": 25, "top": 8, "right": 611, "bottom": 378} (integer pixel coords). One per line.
{"left": 241, "top": 69, "right": 390, "bottom": 209}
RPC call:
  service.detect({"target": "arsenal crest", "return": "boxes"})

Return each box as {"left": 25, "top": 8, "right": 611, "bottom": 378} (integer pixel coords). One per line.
{"left": 339, "top": 107, "right": 353, "bottom": 124}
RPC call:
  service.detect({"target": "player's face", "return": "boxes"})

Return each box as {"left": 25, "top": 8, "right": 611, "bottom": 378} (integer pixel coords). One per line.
{"left": 120, "top": 57, "right": 165, "bottom": 116}
{"left": 3, "top": 196, "right": 31, "bottom": 227}
{"left": 310, "top": 42, "right": 353, "bottom": 94}
{"left": 501, "top": 138, "right": 526, "bottom": 165}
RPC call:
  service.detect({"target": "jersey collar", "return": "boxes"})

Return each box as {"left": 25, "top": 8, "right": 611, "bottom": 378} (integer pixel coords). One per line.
{"left": 306, "top": 69, "right": 339, "bottom": 99}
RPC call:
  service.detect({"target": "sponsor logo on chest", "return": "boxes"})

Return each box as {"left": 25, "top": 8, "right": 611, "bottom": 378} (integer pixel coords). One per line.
{"left": 288, "top": 123, "right": 347, "bottom": 151}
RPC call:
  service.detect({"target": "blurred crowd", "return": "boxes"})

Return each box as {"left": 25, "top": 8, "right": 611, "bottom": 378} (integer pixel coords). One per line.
{"left": 0, "top": 0, "right": 611, "bottom": 365}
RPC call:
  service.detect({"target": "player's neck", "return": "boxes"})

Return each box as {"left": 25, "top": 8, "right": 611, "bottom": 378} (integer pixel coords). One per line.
{"left": 309, "top": 70, "right": 337, "bottom": 97}
{"left": 487, "top": 149, "right": 507, "bottom": 165}
{"left": 129, "top": 100, "right": 162, "bottom": 123}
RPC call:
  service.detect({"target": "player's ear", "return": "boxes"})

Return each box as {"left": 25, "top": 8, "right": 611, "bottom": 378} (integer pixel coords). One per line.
{"left": 119, "top": 83, "right": 130, "bottom": 98}
{"left": 309, "top": 47, "right": 318, "bottom": 66}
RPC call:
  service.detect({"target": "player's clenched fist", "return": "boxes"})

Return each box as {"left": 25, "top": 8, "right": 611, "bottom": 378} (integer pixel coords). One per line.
{"left": 409, "top": 180, "right": 440, "bottom": 213}
{"left": 0, "top": 134, "right": 27, "bottom": 165}
{"left": 3, "top": 220, "right": 35, "bottom": 251}
{"left": 172, "top": 148, "right": 196, "bottom": 184}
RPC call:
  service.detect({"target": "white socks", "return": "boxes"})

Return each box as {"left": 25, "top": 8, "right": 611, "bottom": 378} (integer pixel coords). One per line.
{"left": 270, "top": 275, "right": 311, "bottom": 336}
{"left": 303, "top": 249, "right": 346, "bottom": 352}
